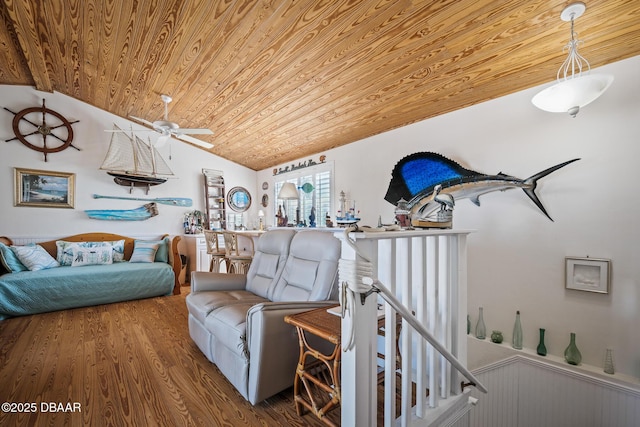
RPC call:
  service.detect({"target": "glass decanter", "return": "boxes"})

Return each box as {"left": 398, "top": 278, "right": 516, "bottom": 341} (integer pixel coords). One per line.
{"left": 564, "top": 332, "right": 582, "bottom": 365}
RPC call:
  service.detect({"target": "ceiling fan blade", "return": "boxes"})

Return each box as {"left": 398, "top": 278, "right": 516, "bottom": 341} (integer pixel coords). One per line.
{"left": 175, "top": 128, "right": 214, "bottom": 135}
{"left": 129, "top": 115, "right": 155, "bottom": 126}
{"left": 104, "top": 129, "right": 156, "bottom": 132}
{"left": 177, "top": 134, "right": 214, "bottom": 149}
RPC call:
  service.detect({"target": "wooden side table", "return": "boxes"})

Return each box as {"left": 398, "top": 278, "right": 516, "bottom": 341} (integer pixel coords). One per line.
{"left": 284, "top": 306, "right": 341, "bottom": 426}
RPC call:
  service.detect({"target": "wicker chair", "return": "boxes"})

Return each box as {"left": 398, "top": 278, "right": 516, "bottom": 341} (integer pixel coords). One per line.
{"left": 203, "top": 230, "right": 228, "bottom": 273}
{"left": 222, "top": 231, "right": 254, "bottom": 274}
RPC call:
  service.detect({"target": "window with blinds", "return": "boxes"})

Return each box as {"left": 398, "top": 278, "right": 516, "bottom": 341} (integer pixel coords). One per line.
{"left": 274, "top": 162, "right": 333, "bottom": 227}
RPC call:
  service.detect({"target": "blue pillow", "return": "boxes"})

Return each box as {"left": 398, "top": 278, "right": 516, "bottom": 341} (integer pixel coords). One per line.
{"left": 142, "top": 237, "right": 170, "bottom": 263}
{"left": 11, "top": 244, "right": 60, "bottom": 271}
{"left": 0, "top": 242, "right": 28, "bottom": 273}
{"left": 130, "top": 241, "right": 160, "bottom": 263}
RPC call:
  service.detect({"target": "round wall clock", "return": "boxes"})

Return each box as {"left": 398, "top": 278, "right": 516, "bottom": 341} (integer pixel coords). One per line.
{"left": 6, "top": 99, "right": 79, "bottom": 161}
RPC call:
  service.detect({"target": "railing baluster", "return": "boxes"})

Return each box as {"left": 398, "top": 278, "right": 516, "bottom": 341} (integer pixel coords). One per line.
{"left": 426, "top": 235, "right": 439, "bottom": 409}
{"left": 381, "top": 237, "right": 396, "bottom": 427}
{"left": 415, "top": 236, "right": 428, "bottom": 417}
{"left": 439, "top": 235, "right": 451, "bottom": 399}
{"left": 400, "top": 237, "right": 411, "bottom": 427}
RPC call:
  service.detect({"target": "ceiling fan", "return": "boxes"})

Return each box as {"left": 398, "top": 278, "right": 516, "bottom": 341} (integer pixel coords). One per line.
{"left": 108, "top": 94, "right": 214, "bottom": 148}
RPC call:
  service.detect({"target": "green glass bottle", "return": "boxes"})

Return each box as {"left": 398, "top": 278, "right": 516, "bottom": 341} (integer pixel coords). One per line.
{"left": 564, "top": 332, "right": 582, "bottom": 365}
{"left": 536, "top": 328, "right": 547, "bottom": 356}
{"left": 475, "top": 307, "right": 486, "bottom": 340}
{"left": 512, "top": 310, "right": 523, "bottom": 350}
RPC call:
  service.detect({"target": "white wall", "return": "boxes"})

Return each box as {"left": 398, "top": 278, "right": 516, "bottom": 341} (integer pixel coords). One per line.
{"left": 0, "top": 86, "right": 258, "bottom": 238}
{"left": 258, "top": 55, "right": 640, "bottom": 379}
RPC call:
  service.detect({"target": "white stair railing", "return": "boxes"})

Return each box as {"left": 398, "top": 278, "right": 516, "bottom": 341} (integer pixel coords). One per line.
{"left": 336, "top": 228, "right": 486, "bottom": 427}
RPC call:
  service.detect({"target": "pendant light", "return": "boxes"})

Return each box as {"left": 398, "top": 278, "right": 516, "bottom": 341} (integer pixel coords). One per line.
{"left": 531, "top": 2, "right": 613, "bottom": 118}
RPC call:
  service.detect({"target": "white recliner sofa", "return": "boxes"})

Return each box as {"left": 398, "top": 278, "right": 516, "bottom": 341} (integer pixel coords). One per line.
{"left": 186, "top": 229, "right": 341, "bottom": 404}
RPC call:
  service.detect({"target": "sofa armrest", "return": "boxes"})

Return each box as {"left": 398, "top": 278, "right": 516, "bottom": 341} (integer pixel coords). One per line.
{"left": 190, "top": 271, "right": 248, "bottom": 293}
{"left": 168, "top": 235, "right": 181, "bottom": 295}
{"left": 244, "top": 300, "right": 339, "bottom": 404}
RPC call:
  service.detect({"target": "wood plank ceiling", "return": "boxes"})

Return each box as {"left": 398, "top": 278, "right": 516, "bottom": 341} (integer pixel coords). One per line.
{"left": 1, "top": 0, "right": 639, "bottom": 171}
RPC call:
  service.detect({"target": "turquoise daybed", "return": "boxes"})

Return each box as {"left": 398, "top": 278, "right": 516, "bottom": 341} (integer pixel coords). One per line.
{"left": 0, "top": 232, "right": 182, "bottom": 320}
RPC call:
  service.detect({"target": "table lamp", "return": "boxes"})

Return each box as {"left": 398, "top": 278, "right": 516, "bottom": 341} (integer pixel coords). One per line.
{"left": 277, "top": 182, "right": 299, "bottom": 226}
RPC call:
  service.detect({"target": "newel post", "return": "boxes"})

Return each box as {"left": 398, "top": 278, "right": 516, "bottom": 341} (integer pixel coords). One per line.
{"left": 337, "top": 233, "right": 378, "bottom": 426}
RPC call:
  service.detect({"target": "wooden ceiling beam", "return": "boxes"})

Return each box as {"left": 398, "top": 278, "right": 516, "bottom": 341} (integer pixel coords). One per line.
{"left": 0, "top": 3, "right": 34, "bottom": 85}
{"left": 3, "top": 0, "right": 53, "bottom": 92}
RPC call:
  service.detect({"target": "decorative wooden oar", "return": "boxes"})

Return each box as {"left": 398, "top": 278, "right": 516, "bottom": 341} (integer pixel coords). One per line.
{"left": 93, "top": 194, "right": 193, "bottom": 207}
{"left": 85, "top": 203, "right": 159, "bottom": 221}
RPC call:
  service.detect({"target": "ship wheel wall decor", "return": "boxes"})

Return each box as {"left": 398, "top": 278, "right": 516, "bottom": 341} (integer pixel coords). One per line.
{"left": 4, "top": 99, "right": 79, "bottom": 161}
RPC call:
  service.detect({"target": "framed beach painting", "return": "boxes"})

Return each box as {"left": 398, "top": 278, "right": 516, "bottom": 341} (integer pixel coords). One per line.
{"left": 565, "top": 256, "right": 611, "bottom": 294}
{"left": 14, "top": 168, "right": 75, "bottom": 208}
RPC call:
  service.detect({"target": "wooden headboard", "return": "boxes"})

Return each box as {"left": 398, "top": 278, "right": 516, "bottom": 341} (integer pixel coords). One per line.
{"left": 38, "top": 232, "right": 137, "bottom": 260}
{"left": 36, "top": 232, "right": 182, "bottom": 295}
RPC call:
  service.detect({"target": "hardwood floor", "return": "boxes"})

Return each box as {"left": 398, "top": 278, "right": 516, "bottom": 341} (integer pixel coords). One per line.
{"left": 0, "top": 287, "right": 339, "bottom": 426}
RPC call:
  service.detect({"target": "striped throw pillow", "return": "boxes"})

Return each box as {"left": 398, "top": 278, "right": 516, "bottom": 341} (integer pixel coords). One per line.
{"left": 130, "top": 241, "right": 160, "bottom": 263}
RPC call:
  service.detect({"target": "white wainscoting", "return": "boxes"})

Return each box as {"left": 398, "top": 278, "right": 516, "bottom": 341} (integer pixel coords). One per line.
{"left": 456, "top": 355, "right": 640, "bottom": 427}
{"left": 10, "top": 237, "right": 41, "bottom": 245}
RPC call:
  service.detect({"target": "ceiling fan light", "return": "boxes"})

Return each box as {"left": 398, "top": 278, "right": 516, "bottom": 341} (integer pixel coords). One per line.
{"left": 154, "top": 134, "right": 171, "bottom": 147}
{"left": 531, "top": 74, "right": 614, "bottom": 116}
{"left": 128, "top": 94, "right": 214, "bottom": 147}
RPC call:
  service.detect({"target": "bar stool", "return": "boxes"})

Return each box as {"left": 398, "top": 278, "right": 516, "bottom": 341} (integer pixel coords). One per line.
{"left": 222, "top": 231, "right": 254, "bottom": 274}
{"left": 203, "top": 230, "right": 227, "bottom": 273}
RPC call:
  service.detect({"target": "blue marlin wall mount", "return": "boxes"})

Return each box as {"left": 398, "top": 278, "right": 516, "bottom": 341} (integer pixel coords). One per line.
{"left": 384, "top": 152, "right": 579, "bottom": 223}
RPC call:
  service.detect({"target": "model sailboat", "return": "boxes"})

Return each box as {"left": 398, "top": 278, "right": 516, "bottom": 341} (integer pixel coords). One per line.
{"left": 101, "top": 124, "right": 175, "bottom": 193}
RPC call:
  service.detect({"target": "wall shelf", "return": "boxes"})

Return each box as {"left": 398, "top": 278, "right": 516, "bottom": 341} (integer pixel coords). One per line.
{"left": 203, "top": 168, "right": 226, "bottom": 230}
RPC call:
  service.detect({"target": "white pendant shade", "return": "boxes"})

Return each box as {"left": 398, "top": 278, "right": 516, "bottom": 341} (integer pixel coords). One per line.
{"left": 531, "top": 2, "right": 613, "bottom": 118}
{"left": 532, "top": 73, "right": 614, "bottom": 117}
